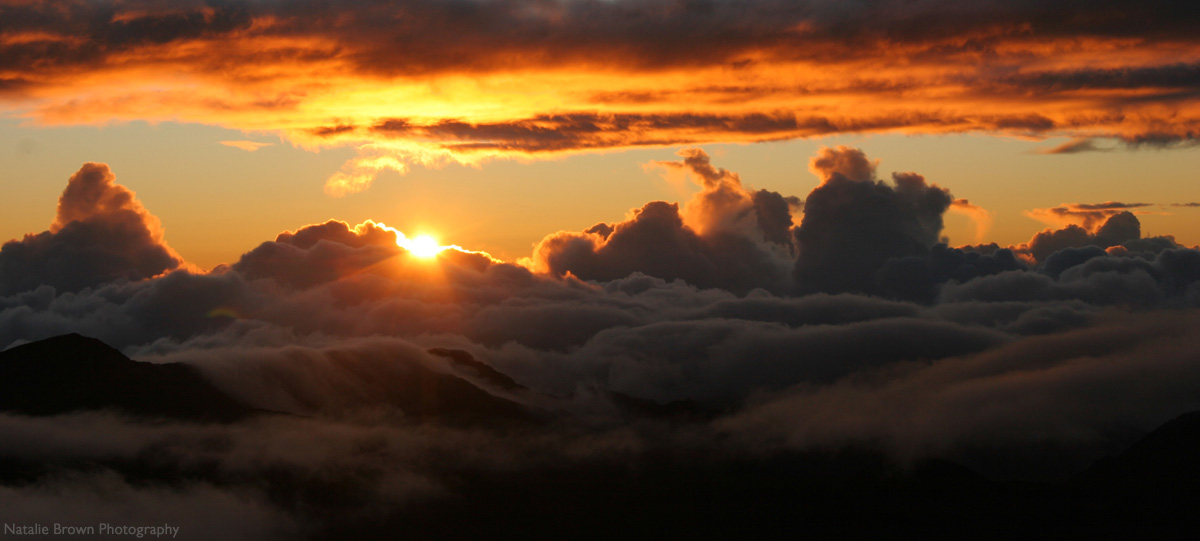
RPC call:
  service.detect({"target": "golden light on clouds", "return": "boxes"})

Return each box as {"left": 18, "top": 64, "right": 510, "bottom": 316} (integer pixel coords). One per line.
{"left": 400, "top": 234, "right": 446, "bottom": 259}
{"left": 7, "top": 7, "right": 1200, "bottom": 533}
{"left": 219, "top": 140, "right": 273, "bottom": 152}
{"left": 2, "top": 0, "right": 1199, "bottom": 196}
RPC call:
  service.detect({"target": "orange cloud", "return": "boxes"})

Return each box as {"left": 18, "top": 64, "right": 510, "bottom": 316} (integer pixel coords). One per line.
{"left": 949, "top": 199, "right": 994, "bottom": 244}
{"left": 219, "top": 140, "right": 273, "bottom": 152}
{"left": 4, "top": 1, "right": 1200, "bottom": 192}
{"left": 1025, "top": 202, "right": 1157, "bottom": 232}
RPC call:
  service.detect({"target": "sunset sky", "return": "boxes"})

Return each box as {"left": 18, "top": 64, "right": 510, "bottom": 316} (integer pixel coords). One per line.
{"left": 3, "top": 0, "right": 1200, "bottom": 268}
{"left": 5, "top": 2, "right": 1200, "bottom": 538}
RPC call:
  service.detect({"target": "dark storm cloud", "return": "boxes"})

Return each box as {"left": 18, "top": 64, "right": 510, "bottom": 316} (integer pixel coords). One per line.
{"left": 0, "top": 163, "right": 182, "bottom": 295}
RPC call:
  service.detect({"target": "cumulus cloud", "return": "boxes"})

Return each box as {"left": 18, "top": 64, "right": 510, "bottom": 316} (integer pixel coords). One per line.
{"left": 794, "top": 146, "right": 955, "bottom": 294}
{"left": 231, "top": 220, "right": 404, "bottom": 289}
{"left": 532, "top": 148, "right": 794, "bottom": 294}
{"left": 1014, "top": 210, "right": 1184, "bottom": 263}
{"left": 0, "top": 163, "right": 182, "bottom": 295}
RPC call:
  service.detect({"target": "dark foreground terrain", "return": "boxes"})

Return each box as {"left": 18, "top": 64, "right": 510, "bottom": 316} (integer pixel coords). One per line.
{"left": 2, "top": 334, "right": 1199, "bottom": 539}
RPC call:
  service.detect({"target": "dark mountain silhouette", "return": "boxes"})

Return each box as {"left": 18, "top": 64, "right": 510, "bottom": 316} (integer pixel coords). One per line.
{"left": 1060, "top": 411, "right": 1200, "bottom": 537}
{"left": 302, "top": 348, "right": 536, "bottom": 425}
{"left": 428, "top": 347, "right": 712, "bottom": 421}
{"left": 6, "top": 334, "right": 1200, "bottom": 538}
{"left": 428, "top": 347, "right": 526, "bottom": 391}
{"left": 0, "top": 333, "right": 253, "bottom": 422}
{"left": 1075, "top": 410, "right": 1200, "bottom": 488}
{"left": 0, "top": 334, "right": 535, "bottom": 426}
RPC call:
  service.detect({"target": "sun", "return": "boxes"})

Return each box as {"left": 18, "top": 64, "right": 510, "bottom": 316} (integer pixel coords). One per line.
{"left": 405, "top": 234, "right": 444, "bottom": 259}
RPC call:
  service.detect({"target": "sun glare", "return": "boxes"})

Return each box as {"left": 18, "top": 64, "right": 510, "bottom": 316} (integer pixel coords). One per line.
{"left": 404, "top": 234, "right": 444, "bottom": 259}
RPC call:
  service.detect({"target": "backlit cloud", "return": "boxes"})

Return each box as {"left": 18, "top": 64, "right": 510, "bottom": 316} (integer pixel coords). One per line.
{"left": 0, "top": 163, "right": 182, "bottom": 295}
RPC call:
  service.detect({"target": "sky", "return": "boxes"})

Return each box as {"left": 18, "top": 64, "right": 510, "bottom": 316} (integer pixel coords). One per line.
{"left": 3, "top": 0, "right": 1200, "bottom": 268}
{"left": 4, "top": 1, "right": 1200, "bottom": 538}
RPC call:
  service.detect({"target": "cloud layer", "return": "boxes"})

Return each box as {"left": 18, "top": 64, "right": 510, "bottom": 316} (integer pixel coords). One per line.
{"left": 3, "top": 0, "right": 1199, "bottom": 192}
{"left": 4, "top": 152, "right": 1200, "bottom": 534}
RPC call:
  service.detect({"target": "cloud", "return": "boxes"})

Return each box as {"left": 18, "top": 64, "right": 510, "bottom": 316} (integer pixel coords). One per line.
{"left": 1004, "top": 62, "right": 1200, "bottom": 92}
{"left": 715, "top": 309, "right": 1200, "bottom": 478}
{"left": 794, "top": 146, "right": 955, "bottom": 294}
{"left": 532, "top": 148, "right": 794, "bottom": 295}
{"left": 323, "top": 151, "right": 409, "bottom": 197}
{"left": 533, "top": 146, "right": 995, "bottom": 299}
{"left": 875, "top": 244, "right": 1027, "bottom": 304}
{"left": 368, "top": 112, "right": 833, "bottom": 154}
{"left": 5, "top": 151, "right": 1200, "bottom": 532}
{"left": 3, "top": 1, "right": 1200, "bottom": 192}
{"left": 1118, "top": 132, "right": 1200, "bottom": 150}
{"left": 1034, "top": 137, "right": 1113, "bottom": 155}
{"left": 1026, "top": 202, "right": 1156, "bottom": 231}
{"left": 219, "top": 140, "right": 273, "bottom": 152}
{"left": 0, "top": 163, "right": 182, "bottom": 295}
{"left": 1013, "top": 210, "right": 1184, "bottom": 262}
{"left": 231, "top": 219, "right": 405, "bottom": 289}
{"left": 807, "top": 145, "right": 878, "bottom": 183}
{"left": 949, "top": 198, "right": 993, "bottom": 244}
